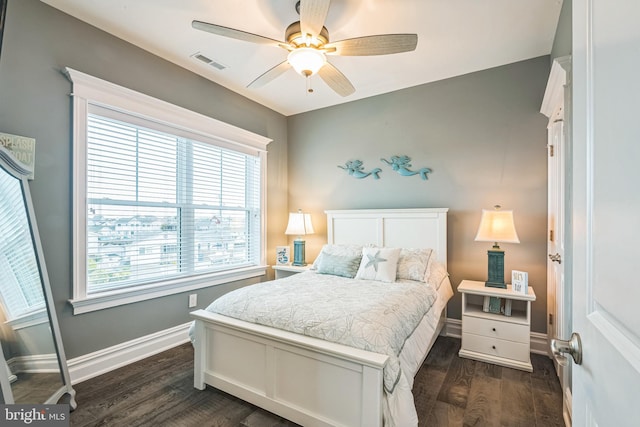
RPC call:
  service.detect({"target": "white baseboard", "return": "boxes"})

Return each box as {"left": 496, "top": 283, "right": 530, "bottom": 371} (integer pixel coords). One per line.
{"left": 445, "top": 318, "right": 551, "bottom": 357}
{"left": 67, "top": 322, "right": 192, "bottom": 384}
{"left": 445, "top": 317, "right": 462, "bottom": 338}
{"left": 530, "top": 331, "right": 550, "bottom": 356}
{"left": 8, "top": 353, "right": 59, "bottom": 374}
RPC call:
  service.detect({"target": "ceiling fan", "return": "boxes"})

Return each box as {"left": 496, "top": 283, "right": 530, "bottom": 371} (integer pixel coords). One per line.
{"left": 192, "top": 0, "right": 418, "bottom": 97}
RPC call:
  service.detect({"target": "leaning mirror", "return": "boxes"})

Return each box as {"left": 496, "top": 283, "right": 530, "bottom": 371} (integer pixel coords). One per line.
{"left": 0, "top": 145, "right": 76, "bottom": 408}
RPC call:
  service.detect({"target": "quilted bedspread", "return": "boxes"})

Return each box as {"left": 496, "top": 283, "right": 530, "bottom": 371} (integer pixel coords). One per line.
{"left": 202, "top": 271, "right": 438, "bottom": 393}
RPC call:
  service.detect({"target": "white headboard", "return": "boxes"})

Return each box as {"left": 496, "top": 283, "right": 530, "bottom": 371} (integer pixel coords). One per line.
{"left": 325, "top": 208, "right": 448, "bottom": 267}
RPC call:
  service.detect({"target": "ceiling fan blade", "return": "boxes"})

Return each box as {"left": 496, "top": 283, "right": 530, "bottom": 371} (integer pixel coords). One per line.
{"left": 318, "top": 62, "right": 355, "bottom": 97}
{"left": 192, "top": 20, "right": 282, "bottom": 46}
{"left": 325, "top": 34, "right": 418, "bottom": 56}
{"left": 247, "top": 61, "right": 292, "bottom": 89}
{"left": 300, "top": 0, "right": 331, "bottom": 38}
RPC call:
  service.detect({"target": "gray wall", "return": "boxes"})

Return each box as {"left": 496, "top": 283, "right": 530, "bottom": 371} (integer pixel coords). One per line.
{"left": 0, "top": 0, "right": 553, "bottom": 362}
{"left": 288, "top": 57, "right": 550, "bottom": 333}
{"left": 0, "top": 0, "right": 289, "bottom": 358}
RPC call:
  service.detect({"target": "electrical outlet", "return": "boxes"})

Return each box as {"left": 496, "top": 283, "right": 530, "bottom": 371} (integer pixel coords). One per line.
{"left": 188, "top": 294, "right": 197, "bottom": 308}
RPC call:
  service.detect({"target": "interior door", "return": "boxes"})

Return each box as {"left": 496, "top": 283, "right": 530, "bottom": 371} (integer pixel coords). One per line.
{"left": 542, "top": 56, "right": 572, "bottom": 424}
{"left": 570, "top": 1, "right": 640, "bottom": 425}
{"left": 547, "top": 118, "right": 570, "bottom": 411}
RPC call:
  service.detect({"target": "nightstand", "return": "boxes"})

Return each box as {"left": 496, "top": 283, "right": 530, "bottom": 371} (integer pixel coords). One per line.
{"left": 457, "top": 279, "right": 536, "bottom": 371}
{"left": 272, "top": 264, "right": 310, "bottom": 279}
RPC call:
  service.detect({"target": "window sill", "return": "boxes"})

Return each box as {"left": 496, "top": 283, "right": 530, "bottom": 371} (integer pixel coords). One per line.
{"left": 5, "top": 308, "right": 49, "bottom": 330}
{"left": 69, "top": 265, "right": 267, "bottom": 315}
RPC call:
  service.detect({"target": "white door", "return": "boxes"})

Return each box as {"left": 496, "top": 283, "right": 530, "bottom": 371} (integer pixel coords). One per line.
{"left": 569, "top": 1, "right": 640, "bottom": 425}
{"left": 542, "top": 56, "right": 572, "bottom": 423}
{"left": 547, "top": 118, "right": 571, "bottom": 411}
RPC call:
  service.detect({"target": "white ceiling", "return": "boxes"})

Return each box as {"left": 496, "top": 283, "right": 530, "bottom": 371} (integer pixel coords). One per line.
{"left": 41, "top": 0, "right": 563, "bottom": 116}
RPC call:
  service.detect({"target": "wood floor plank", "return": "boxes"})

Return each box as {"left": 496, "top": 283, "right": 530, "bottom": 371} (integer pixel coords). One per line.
{"left": 414, "top": 365, "right": 448, "bottom": 423}
{"left": 473, "top": 361, "right": 502, "bottom": 380}
{"left": 499, "top": 376, "right": 536, "bottom": 427}
{"left": 427, "top": 400, "right": 466, "bottom": 427}
{"left": 138, "top": 387, "right": 254, "bottom": 427}
{"left": 240, "top": 409, "right": 300, "bottom": 427}
{"left": 462, "top": 376, "right": 502, "bottom": 427}
{"left": 424, "top": 336, "right": 461, "bottom": 371}
{"left": 436, "top": 356, "right": 476, "bottom": 408}
{"left": 532, "top": 385, "right": 565, "bottom": 427}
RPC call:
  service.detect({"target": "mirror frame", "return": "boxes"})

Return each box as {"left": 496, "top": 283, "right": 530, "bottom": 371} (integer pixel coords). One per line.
{"left": 0, "top": 145, "right": 76, "bottom": 408}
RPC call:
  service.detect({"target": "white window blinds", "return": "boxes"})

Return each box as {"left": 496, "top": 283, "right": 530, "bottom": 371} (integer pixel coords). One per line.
{"left": 0, "top": 169, "right": 45, "bottom": 319}
{"left": 85, "top": 113, "right": 262, "bottom": 295}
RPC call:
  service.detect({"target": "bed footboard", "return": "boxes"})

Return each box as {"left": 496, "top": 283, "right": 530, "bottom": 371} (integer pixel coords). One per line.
{"left": 190, "top": 309, "right": 389, "bottom": 427}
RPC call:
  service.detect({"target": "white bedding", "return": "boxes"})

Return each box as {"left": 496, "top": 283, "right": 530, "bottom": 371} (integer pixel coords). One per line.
{"left": 190, "top": 271, "right": 453, "bottom": 427}
{"left": 388, "top": 276, "right": 453, "bottom": 426}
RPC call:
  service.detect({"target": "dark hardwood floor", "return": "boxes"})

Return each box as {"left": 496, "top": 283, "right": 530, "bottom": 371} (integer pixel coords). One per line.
{"left": 11, "top": 372, "right": 64, "bottom": 404}
{"left": 69, "top": 336, "right": 563, "bottom": 427}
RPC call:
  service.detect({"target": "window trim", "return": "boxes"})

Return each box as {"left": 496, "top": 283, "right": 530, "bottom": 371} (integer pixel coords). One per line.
{"left": 64, "top": 67, "right": 271, "bottom": 315}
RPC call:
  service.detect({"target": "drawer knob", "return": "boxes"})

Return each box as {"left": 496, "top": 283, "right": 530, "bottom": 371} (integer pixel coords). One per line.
{"left": 492, "top": 345, "right": 496, "bottom": 350}
{"left": 492, "top": 327, "right": 496, "bottom": 332}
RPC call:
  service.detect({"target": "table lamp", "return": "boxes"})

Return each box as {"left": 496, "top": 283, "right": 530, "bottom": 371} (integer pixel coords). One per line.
{"left": 285, "top": 209, "right": 314, "bottom": 266}
{"left": 475, "top": 205, "right": 520, "bottom": 288}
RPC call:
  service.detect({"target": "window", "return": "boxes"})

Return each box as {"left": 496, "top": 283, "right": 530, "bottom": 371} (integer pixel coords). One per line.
{"left": 65, "top": 68, "right": 270, "bottom": 314}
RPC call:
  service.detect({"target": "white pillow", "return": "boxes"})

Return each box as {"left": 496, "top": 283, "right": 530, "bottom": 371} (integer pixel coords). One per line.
{"left": 396, "top": 248, "right": 433, "bottom": 282}
{"left": 355, "top": 247, "right": 401, "bottom": 283}
{"left": 423, "top": 257, "right": 449, "bottom": 290}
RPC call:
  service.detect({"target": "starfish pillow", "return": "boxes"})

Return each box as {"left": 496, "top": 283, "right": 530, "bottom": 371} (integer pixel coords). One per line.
{"left": 355, "top": 247, "right": 401, "bottom": 283}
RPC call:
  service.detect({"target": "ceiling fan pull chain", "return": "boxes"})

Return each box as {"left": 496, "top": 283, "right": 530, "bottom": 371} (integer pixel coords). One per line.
{"left": 306, "top": 76, "right": 314, "bottom": 94}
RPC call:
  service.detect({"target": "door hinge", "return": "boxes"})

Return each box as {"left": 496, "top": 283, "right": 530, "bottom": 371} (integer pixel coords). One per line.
{"left": 549, "top": 313, "right": 554, "bottom": 325}
{"left": 549, "top": 229, "right": 554, "bottom": 242}
{"left": 548, "top": 144, "right": 554, "bottom": 157}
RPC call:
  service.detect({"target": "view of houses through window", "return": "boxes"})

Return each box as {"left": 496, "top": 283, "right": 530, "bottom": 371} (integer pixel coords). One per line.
{"left": 86, "top": 114, "right": 261, "bottom": 295}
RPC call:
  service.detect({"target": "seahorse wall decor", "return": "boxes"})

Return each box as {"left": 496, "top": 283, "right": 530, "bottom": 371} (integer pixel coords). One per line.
{"left": 381, "top": 155, "right": 431, "bottom": 180}
{"left": 337, "top": 160, "right": 382, "bottom": 179}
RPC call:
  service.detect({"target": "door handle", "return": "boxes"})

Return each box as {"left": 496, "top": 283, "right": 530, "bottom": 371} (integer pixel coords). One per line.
{"left": 548, "top": 253, "right": 562, "bottom": 264}
{"left": 550, "top": 332, "right": 582, "bottom": 366}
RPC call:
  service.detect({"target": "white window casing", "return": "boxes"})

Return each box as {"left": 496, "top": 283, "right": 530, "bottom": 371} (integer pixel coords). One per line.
{"left": 64, "top": 68, "right": 271, "bottom": 314}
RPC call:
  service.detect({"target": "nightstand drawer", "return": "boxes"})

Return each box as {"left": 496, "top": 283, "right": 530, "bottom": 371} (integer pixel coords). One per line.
{"left": 462, "top": 332, "right": 530, "bottom": 362}
{"left": 462, "top": 316, "right": 529, "bottom": 343}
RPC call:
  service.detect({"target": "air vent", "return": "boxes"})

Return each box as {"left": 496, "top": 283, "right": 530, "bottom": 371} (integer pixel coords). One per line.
{"left": 191, "top": 52, "right": 228, "bottom": 71}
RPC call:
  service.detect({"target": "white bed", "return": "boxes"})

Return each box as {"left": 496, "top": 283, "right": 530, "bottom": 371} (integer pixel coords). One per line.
{"left": 189, "top": 208, "right": 451, "bottom": 427}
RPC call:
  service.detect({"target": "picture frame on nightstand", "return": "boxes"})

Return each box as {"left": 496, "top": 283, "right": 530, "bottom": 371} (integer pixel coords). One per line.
{"left": 276, "top": 246, "right": 290, "bottom": 265}
{"left": 512, "top": 270, "right": 529, "bottom": 294}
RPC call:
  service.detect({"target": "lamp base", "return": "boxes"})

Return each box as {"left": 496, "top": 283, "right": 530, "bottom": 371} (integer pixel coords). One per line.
{"left": 485, "top": 248, "right": 506, "bottom": 288}
{"left": 485, "top": 280, "right": 507, "bottom": 289}
{"left": 292, "top": 239, "right": 307, "bottom": 266}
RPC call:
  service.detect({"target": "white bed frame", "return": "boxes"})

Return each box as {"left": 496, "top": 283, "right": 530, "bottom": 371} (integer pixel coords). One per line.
{"left": 190, "top": 208, "right": 448, "bottom": 427}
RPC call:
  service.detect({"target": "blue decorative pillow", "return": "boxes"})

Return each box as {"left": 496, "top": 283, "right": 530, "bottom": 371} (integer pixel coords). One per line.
{"left": 316, "top": 253, "right": 362, "bottom": 278}
{"left": 312, "top": 244, "right": 363, "bottom": 270}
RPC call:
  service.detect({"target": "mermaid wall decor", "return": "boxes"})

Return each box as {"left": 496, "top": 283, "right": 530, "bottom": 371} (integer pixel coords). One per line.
{"left": 337, "top": 160, "right": 382, "bottom": 179}
{"left": 380, "top": 155, "right": 431, "bottom": 180}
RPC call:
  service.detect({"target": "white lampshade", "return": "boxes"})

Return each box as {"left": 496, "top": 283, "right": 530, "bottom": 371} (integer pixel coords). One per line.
{"left": 287, "top": 48, "right": 326, "bottom": 77}
{"left": 475, "top": 208, "right": 520, "bottom": 244}
{"left": 285, "top": 211, "right": 315, "bottom": 236}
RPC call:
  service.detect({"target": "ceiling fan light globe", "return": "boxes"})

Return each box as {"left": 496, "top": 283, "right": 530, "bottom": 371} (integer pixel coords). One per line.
{"left": 288, "top": 47, "right": 326, "bottom": 77}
